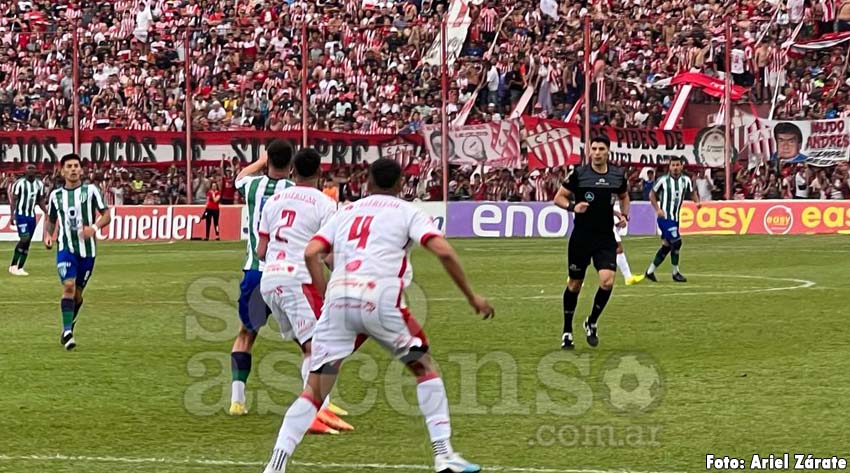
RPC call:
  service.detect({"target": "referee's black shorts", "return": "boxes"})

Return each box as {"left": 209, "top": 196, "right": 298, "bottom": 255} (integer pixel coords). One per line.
{"left": 567, "top": 234, "right": 617, "bottom": 281}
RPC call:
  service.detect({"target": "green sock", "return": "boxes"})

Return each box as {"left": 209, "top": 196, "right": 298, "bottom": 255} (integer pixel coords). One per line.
{"left": 16, "top": 249, "right": 28, "bottom": 269}
{"left": 10, "top": 250, "right": 20, "bottom": 267}
{"left": 61, "top": 298, "right": 75, "bottom": 331}
{"left": 671, "top": 251, "right": 680, "bottom": 267}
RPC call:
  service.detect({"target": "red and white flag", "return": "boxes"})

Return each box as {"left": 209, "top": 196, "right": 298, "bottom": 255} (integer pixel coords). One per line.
{"left": 522, "top": 116, "right": 581, "bottom": 169}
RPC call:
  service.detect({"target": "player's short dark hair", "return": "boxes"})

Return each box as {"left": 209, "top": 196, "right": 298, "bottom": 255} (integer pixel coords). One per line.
{"left": 590, "top": 135, "right": 611, "bottom": 148}
{"left": 669, "top": 156, "right": 684, "bottom": 163}
{"left": 293, "top": 147, "right": 321, "bottom": 178}
{"left": 267, "top": 139, "right": 294, "bottom": 170}
{"left": 773, "top": 122, "right": 803, "bottom": 143}
{"left": 60, "top": 153, "right": 81, "bottom": 166}
{"left": 369, "top": 158, "right": 402, "bottom": 190}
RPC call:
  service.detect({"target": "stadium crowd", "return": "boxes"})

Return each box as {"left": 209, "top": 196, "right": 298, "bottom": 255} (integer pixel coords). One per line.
{"left": 1, "top": 0, "right": 850, "bottom": 202}
{"left": 2, "top": 0, "right": 850, "bottom": 132}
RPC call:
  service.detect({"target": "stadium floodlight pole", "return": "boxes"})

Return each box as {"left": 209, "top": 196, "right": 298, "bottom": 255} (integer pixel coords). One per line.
{"left": 724, "top": 17, "right": 732, "bottom": 201}
{"left": 440, "top": 19, "right": 449, "bottom": 203}
{"left": 72, "top": 23, "right": 80, "bottom": 157}
{"left": 185, "top": 26, "right": 193, "bottom": 204}
{"left": 301, "top": 20, "right": 308, "bottom": 147}
{"left": 583, "top": 15, "right": 591, "bottom": 166}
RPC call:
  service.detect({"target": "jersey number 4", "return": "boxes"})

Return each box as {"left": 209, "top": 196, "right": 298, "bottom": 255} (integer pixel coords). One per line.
{"left": 348, "top": 216, "right": 373, "bottom": 249}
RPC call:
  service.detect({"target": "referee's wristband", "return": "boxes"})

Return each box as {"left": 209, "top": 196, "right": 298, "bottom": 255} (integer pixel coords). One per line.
{"left": 566, "top": 202, "right": 576, "bottom": 212}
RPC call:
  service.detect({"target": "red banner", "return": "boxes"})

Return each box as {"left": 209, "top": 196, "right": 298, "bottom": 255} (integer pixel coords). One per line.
{"left": 98, "top": 205, "right": 244, "bottom": 241}
{"left": 680, "top": 201, "right": 850, "bottom": 235}
{"left": 670, "top": 72, "right": 748, "bottom": 100}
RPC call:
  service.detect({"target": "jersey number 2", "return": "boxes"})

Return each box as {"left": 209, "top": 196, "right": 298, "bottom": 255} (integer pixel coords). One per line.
{"left": 274, "top": 210, "right": 296, "bottom": 242}
{"left": 348, "top": 216, "right": 373, "bottom": 249}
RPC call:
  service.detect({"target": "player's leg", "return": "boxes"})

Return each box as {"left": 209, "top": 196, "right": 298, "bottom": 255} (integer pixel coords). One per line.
{"left": 56, "top": 251, "right": 78, "bottom": 350}
{"left": 647, "top": 218, "right": 679, "bottom": 281}
{"left": 9, "top": 215, "right": 32, "bottom": 275}
{"left": 71, "top": 257, "right": 95, "bottom": 332}
{"left": 366, "top": 285, "right": 480, "bottom": 473}
{"left": 404, "top": 350, "right": 480, "bottom": 473}
{"left": 263, "top": 298, "right": 357, "bottom": 473}
{"left": 563, "top": 237, "right": 590, "bottom": 350}
{"left": 670, "top": 238, "right": 687, "bottom": 282}
{"left": 584, "top": 244, "right": 617, "bottom": 347}
{"left": 203, "top": 211, "right": 211, "bottom": 241}
{"left": 229, "top": 270, "right": 268, "bottom": 415}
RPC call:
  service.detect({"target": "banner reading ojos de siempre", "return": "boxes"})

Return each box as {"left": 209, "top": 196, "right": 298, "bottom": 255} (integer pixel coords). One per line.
{"left": 0, "top": 130, "right": 423, "bottom": 168}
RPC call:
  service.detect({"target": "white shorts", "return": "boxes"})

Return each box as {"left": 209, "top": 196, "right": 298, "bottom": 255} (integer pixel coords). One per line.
{"left": 310, "top": 277, "right": 428, "bottom": 371}
{"left": 260, "top": 272, "right": 322, "bottom": 345}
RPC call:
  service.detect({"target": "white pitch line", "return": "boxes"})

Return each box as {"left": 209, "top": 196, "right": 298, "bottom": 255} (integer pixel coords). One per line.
{"left": 0, "top": 454, "right": 685, "bottom": 473}
{"left": 427, "top": 274, "right": 816, "bottom": 301}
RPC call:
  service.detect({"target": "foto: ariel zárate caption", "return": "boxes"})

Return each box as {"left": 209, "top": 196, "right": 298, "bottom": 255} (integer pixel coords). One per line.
{"left": 706, "top": 454, "right": 848, "bottom": 470}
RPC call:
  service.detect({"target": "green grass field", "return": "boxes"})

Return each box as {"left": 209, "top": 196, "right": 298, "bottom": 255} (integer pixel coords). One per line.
{"left": 0, "top": 236, "right": 848, "bottom": 473}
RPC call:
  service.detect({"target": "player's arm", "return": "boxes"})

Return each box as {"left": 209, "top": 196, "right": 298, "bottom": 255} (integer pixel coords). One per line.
{"left": 44, "top": 192, "right": 57, "bottom": 249}
{"left": 689, "top": 179, "right": 702, "bottom": 208}
{"left": 257, "top": 233, "right": 269, "bottom": 261}
{"left": 235, "top": 152, "right": 268, "bottom": 182}
{"left": 553, "top": 172, "right": 588, "bottom": 213}
{"left": 617, "top": 191, "right": 630, "bottom": 228}
{"left": 649, "top": 188, "right": 664, "bottom": 218}
{"left": 8, "top": 181, "right": 17, "bottom": 226}
{"left": 423, "top": 235, "right": 493, "bottom": 318}
{"left": 305, "top": 237, "right": 331, "bottom": 297}
{"left": 82, "top": 187, "right": 111, "bottom": 240}
{"left": 37, "top": 187, "right": 48, "bottom": 215}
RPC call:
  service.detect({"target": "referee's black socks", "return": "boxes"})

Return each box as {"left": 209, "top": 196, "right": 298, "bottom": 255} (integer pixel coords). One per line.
{"left": 563, "top": 288, "right": 579, "bottom": 333}
{"left": 588, "top": 287, "right": 612, "bottom": 325}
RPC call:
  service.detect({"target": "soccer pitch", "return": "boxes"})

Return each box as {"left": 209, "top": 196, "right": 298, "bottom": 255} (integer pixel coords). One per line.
{"left": 0, "top": 236, "right": 847, "bottom": 473}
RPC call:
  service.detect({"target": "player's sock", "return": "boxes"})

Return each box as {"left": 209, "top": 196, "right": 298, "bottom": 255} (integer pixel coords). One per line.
{"left": 563, "top": 288, "right": 578, "bottom": 334}
{"left": 588, "top": 287, "right": 612, "bottom": 325}
{"left": 11, "top": 241, "right": 22, "bottom": 267}
{"left": 231, "top": 352, "right": 252, "bottom": 404}
{"left": 648, "top": 246, "right": 671, "bottom": 273}
{"left": 274, "top": 393, "right": 321, "bottom": 455}
{"left": 416, "top": 373, "right": 454, "bottom": 457}
{"left": 61, "top": 298, "right": 75, "bottom": 332}
{"left": 16, "top": 239, "right": 31, "bottom": 269}
{"left": 616, "top": 253, "right": 632, "bottom": 280}
{"left": 671, "top": 253, "right": 680, "bottom": 273}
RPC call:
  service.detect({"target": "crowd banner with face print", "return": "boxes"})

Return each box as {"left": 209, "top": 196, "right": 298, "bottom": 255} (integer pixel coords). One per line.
{"left": 421, "top": 119, "right": 522, "bottom": 168}
{"left": 735, "top": 113, "right": 850, "bottom": 167}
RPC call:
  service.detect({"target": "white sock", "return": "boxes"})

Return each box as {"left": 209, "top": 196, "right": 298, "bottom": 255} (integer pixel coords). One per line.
{"left": 274, "top": 395, "right": 320, "bottom": 455}
{"left": 673, "top": 265, "right": 680, "bottom": 274}
{"left": 231, "top": 381, "right": 246, "bottom": 404}
{"left": 647, "top": 263, "right": 657, "bottom": 274}
{"left": 616, "top": 253, "right": 632, "bottom": 279}
{"left": 417, "top": 375, "right": 453, "bottom": 456}
{"left": 301, "top": 355, "right": 330, "bottom": 411}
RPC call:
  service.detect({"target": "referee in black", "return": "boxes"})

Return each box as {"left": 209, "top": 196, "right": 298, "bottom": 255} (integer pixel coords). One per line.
{"left": 553, "top": 135, "right": 630, "bottom": 349}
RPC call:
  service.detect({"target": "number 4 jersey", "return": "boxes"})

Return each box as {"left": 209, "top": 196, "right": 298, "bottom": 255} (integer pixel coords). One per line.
{"left": 258, "top": 185, "right": 337, "bottom": 284}
{"left": 312, "top": 194, "right": 442, "bottom": 289}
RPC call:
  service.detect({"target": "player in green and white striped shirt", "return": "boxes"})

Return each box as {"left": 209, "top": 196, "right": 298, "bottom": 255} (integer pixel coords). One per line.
{"left": 229, "top": 139, "right": 296, "bottom": 416}
{"left": 44, "top": 154, "right": 112, "bottom": 351}
{"left": 8, "top": 164, "right": 46, "bottom": 276}
{"left": 645, "top": 156, "right": 701, "bottom": 283}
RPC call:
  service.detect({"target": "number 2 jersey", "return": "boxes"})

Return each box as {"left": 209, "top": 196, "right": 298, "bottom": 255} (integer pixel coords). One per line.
{"left": 258, "top": 185, "right": 337, "bottom": 284}
{"left": 312, "top": 194, "right": 442, "bottom": 290}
